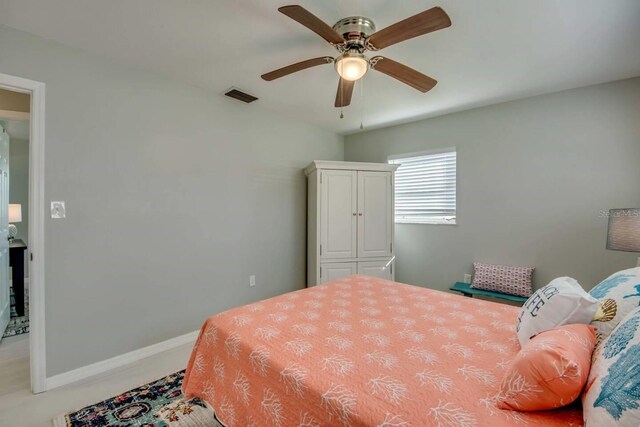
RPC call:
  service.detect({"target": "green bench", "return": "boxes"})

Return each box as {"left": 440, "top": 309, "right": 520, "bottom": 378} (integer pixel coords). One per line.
{"left": 449, "top": 282, "right": 528, "bottom": 304}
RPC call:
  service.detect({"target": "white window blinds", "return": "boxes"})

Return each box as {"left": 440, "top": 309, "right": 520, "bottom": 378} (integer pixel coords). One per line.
{"left": 388, "top": 148, "right": 457, "bottom": 224}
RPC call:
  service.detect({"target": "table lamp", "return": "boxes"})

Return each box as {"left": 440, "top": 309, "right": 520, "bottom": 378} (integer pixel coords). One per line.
{"left": 606, "top": 208, "right": 640, "bottom": 267}
{"left": 8, "top": 203, "right": 22, "bottom": 241}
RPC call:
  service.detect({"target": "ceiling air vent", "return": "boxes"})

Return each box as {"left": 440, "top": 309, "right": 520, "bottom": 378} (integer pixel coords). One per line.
{"left": 224, "top": 87, "right": 258, "bottom": 104}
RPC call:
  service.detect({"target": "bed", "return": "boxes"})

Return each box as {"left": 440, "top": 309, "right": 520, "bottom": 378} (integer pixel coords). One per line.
{"left": 182, "top": 275, "right": 583, "bottom": 426}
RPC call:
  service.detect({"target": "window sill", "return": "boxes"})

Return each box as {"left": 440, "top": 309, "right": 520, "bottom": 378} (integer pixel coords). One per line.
{"left": 395, "top": 220, "right": 457, "bottom": 226}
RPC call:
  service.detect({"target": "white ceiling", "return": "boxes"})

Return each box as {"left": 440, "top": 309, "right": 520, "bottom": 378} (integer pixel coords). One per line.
{"left": 0, "top": 0, "right": 639, "bottom": 134}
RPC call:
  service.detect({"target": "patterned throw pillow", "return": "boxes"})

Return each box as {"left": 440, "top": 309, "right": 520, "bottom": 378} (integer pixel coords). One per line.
{"left": 583, "top": 305, "right": 640, "bottom": 426}
{"left": 497, "top": 324, "right": 596, "bottom": 411}
{"left": 472, "top": 262, "right": 534, "bottom": 297}
{"left": 516, "top": 277, "right": 600, "bottom": 347}
{"left": 589, "top": 267, "right": 640, "bottom": 343}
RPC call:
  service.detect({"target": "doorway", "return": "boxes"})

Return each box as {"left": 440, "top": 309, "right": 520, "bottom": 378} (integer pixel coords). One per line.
{"left": 0, "top": 73, "right": 45, "bottom": 394}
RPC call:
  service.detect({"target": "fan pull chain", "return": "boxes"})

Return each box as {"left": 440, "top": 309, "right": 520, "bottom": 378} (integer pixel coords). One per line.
{"left": 339, "top": 77, "right": 344, "bottom": 119}
{"left": 360, "top": 76, "right": 365, "bottom": 129}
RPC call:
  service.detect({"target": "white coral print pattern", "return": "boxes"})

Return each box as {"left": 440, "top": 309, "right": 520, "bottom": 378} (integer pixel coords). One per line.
{"left": 429, "top": 401, "right": 477, "bottom": 427}
{"left": 321, "top": 384, "right": 357, "bottom": 426}
{"left": 363, "top": 333, "right": 391, "bottom": 348}
{"left": 183, "top": 275, "right": 583, "bottom": 427}
{"left": 365, "top": 351, "right": 399, "bottom": 369}
{"left": 224, "top": 333, "right": 241, "bottom": 359}
{"left": 261, "top": 388, "right": 284, "bottom": 427}
{"left": 377, "top": 413, "right": 409, "bottom": 427}
{"left": 218, "top": 397, "right": 237, "bottom": 426}
{"left": 232, "top": 371, "right": 251, "bottom": 404}
{"left": 475, "top": 340, "right": 508, "bottom": 355}
{"left": 322, "top": 355, "right": 355, "bottom": 377}
{"left": 285, "top": 339, "right": 312, "bottom": 356}
{"left": 299, "top": 412, "right": 320, "bottom": 427}
{"left": 441, "top": 343, "right": 474, "bottom": 359}
{"left": 255, "top": 326, "right": 281, "bottom": 341}
{"left": 326, "top": 335, "right": 353, "bottom": 351}
{"left": 213, "top": 356, "right": 225, "bottom": 381}
{"left": 416, "top": 370, "right": 455, "bottom": 394}
{"left": 456, "top": 365, "right": 496, "bottom": 386}
{"left": 496, "top": 370, "right": 543, "bottom": 403}
{"left": 280, "top": 363, "right": 308, "bottom": 397}
{"left": 368, "top": 375, "right": 408, "bottom": 404}
{"left": 249, "top": 346, "right": 269, "bottom": 377}
{"left": 293, "top": 323, "right": 318, "bottom": 336}
{"left": 405, "top": 347, "right": 438, "bottom": 364}
{"left": 231, "top": 314, "right": 254, "bottom": 326}
{"left": 203, "top": 325, "right": 218, "bottom": 346}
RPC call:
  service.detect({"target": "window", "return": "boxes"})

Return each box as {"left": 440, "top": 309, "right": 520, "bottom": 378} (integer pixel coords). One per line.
{"left": 388, "top": 148, "right": 457, "bottom": 224}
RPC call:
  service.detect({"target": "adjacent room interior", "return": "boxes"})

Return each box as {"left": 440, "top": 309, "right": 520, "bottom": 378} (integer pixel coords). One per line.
{"left": 0, "top": 1, "right": 639, "bottom": 426}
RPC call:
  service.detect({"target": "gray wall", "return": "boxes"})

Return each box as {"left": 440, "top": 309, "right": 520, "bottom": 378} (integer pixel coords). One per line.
{"left": 346, "top": 78, "right": 640, "bottom": 292}
{"left": 9, "top": 136, "right": 29, "bottom": 277}
{"left": 0, "top": 24, "right": 344, "bottom": 376}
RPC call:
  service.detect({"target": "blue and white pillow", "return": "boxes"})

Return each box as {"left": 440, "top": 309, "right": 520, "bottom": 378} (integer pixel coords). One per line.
{"left": 583, "top": 305, "right": 640, "bottom": 426}
{"left": 589, "top": 267, "right": 640, "bottom": 342}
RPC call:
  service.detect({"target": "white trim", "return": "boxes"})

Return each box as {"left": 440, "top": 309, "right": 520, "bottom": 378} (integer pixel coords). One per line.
{"left": 0, "top": 109, "right": 30, "bottom": 121}
{"left": 46, "top": 329, "right": 199, "bottom": 391}
{"left": 0, "top": 72, "right": 46, "bottom": 393}
{"left": 304, "top": 160, "right": 398, "bottom": 176}
{"left": 387, "top": 146, "right": 456, "bottom": 161}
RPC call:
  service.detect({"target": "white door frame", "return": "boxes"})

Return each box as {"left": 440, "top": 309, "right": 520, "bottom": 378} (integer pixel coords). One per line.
{"left": 0, "top": 73, "right": 46, "bottom": 393}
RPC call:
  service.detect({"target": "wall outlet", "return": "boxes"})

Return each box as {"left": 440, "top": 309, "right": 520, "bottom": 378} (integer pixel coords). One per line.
{"left": 464, "top": 274, "right": 472, "bottom": 284}
{"left": 51, "top": 201, "right": 66, "bottom": 219}
{"left": 249, "top": 275, "right": 256, "bottom": 287}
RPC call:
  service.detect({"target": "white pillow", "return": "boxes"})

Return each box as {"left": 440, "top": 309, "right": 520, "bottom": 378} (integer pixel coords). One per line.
{"left": 589, "top": 267, "right": 640, "bottom": 343}
{"left": 516, "top": 277, "right": 599, "bottom": 347}
{"left": 583, "top": 305, "right": 640, "bottom": 426}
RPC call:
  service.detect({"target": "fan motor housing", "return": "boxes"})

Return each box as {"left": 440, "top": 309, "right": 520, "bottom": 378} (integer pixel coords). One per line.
{"left": 332, "top": 16, "right": 376, "bottom": 47}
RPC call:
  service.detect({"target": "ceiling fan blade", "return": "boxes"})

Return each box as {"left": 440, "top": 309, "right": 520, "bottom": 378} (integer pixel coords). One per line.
{"left": 261, "top": 56, "right": 334, "bottom": 81}
{"left": 366, "top": 7, "right": 451, "bottom": 50}
{"left": 370, "top": 56, "right": 437, "bottom": 93}
{"left": 335, "top": 78, "right": 355, "bottom": 107}
{"left": 279, "top": 5, "right": 344, "bottom": 45}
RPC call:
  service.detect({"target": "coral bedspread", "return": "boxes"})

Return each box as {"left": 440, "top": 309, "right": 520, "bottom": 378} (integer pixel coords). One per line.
{"left": 183, "top": 275, "right": 582, "bottom": 426}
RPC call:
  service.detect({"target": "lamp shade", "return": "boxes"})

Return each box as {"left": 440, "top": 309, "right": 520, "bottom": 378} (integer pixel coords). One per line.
{"left": 335, "top": 52, "right": 369, "bottom": 81}
{"left": 8, "top": 204, "right": 22, "bottom": 223}
{"left": 606, "top": 208, "right": 640, "bottom": 252}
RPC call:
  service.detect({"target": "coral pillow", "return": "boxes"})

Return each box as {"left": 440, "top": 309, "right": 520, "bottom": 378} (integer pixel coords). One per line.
{"left": 516, "top": 277, "right": 599, "bottom": 347}
{"left": 472, "top": 262, "right": 534, "bottom": 297}
{"left": 497, "top": 324, "right": 596, "bottom": 411}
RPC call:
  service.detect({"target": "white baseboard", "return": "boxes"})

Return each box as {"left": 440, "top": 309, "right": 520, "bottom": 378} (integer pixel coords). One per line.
{"left": 45, "top": 329, "right": 199, "bottom": 391}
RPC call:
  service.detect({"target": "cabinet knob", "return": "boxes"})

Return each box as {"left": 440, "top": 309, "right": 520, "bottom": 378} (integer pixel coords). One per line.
{"left": 358, "top": 213, "right": 363, "bottom": 216}
{"left": 352, "top": 213, "right": 357, "bottom": 216}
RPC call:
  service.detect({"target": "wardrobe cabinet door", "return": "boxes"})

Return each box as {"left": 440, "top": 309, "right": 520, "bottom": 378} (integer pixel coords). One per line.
{"left": 357, "top": 260, "right": 393, "bottom": 281}
{"left": 320, "top": 170, "right": 357, "bottom": 259}
{"left": 357, "top": 171, "right": 393, "bottom": 258}
{"left": 320, "top": 262, "right": 357, "bottom": 284}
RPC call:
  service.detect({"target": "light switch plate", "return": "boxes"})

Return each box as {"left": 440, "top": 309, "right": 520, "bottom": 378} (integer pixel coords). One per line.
{"left": 51, "top": 201, "right": 66, "bottom": 219}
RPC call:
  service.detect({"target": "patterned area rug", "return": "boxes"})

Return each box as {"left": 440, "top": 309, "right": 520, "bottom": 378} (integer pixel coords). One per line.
{"left": 2, "top": 287, "right": 29, "bottom": 338}
{"left": 54, "top": 370, "right": 224, "bottom": 427}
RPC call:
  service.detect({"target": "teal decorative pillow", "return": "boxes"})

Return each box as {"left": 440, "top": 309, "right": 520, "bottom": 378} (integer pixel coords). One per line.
{"left": 582, "top": 305, "right": 640, "bottom": 426}
{"left": 589, "top": 267, "right": 640, "bottom": 343}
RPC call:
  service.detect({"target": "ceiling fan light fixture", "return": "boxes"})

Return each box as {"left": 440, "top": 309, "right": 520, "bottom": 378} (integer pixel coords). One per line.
{"left": 335, "top": 52, "right": 368, "bottom": 81}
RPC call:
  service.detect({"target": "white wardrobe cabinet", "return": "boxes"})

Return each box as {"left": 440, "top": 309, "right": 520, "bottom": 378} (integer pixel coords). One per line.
{"left": 305, "top": 161, "right": 398, "bottom": 286}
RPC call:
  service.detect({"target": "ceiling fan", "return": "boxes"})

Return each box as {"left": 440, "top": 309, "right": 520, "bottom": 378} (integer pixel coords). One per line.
{"left": 261, "top": 5, "right": 452, "bottom": 108}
